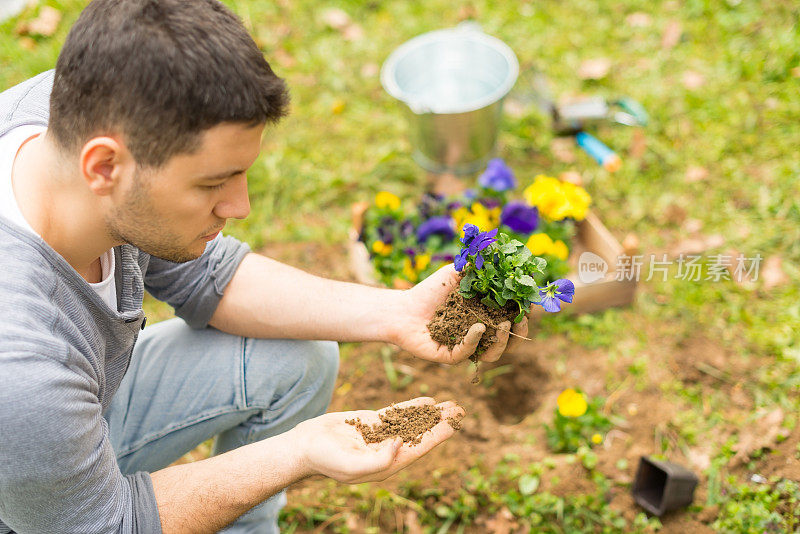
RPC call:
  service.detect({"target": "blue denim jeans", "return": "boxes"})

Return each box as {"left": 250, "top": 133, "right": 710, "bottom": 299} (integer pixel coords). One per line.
{"left": 104, "top": 318, "right": 339, "bottom": 533}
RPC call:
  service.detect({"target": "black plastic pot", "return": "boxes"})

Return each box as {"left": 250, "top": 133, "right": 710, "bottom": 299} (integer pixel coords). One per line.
{"left": 632, "top": 456, "right": 699, "bottom": 516}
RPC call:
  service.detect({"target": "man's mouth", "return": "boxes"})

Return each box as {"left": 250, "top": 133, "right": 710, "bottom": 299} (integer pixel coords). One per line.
{"left": 201, "top": 225, "right": 225, "bottom": 240}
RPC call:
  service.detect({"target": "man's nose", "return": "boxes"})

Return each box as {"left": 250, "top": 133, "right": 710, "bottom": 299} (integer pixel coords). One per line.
{"left": 214, "top": 174, "right": 251, "bottom": 220}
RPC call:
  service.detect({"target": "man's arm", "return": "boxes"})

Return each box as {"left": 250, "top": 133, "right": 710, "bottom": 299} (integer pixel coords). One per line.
{"left": 208, "top": 252, "right": 405, "bottom": 342}
{"left": 209, "top": 253, "right": 527, "bottom": 364}
{"left": 150, "top": 398, "right": 463, "bottom": 533}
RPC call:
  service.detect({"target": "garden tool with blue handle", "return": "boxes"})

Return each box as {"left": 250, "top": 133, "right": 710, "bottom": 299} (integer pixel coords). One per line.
{"left": 529, "top": 71, "right": 648, "bottom": 172}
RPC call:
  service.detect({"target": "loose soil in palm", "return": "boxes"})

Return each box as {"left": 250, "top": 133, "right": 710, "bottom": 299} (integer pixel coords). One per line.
{"left": 427, "top": 288, "right": 518, "bottom": 360}
{"left": 346, "top": 404, "right": 463, "bottom": 446}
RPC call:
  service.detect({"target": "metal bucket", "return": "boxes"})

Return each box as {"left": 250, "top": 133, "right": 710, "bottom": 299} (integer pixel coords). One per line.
{"left": 381, "top": 23, "right": 519, "bottom": 175}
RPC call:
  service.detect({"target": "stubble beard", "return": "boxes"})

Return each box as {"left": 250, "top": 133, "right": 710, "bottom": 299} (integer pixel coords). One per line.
{"left": 106, "top": 172, "right": 203, "bottom": 264}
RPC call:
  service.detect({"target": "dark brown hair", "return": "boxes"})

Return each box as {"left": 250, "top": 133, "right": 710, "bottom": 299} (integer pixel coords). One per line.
{"left": 49, "top": 0, "right": 289, "bottom": 167}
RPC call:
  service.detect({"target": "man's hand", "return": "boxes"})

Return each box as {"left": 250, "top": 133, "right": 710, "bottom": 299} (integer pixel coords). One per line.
{"left": 292, "top": 397, "right": 464, "bottom": 484}
{"left": 388, "top": 265, "right": 529, "bottom": 364}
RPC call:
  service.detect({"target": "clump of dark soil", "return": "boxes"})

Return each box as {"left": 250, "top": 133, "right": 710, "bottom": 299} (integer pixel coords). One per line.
{"left": 427, "top": 289, "right": 518, "bottom": 360}
{"left": 346, "top": 404, "right": 463, "bottom": 446}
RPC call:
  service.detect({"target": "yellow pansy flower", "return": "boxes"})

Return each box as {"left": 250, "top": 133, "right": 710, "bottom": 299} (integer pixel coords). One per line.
{"left": 402, "top": 257, "right": 418, "bottom": 282}
{"left": 452, "top": 203, "right": 500, "bottom": 232}
{"left": 371, "top": 240, "right": 392, "bottom": 255}
{"left": 523, "top": 175, "right": 592, "bottom": 221}
{"left": 561, "top": 182, "right": 592, "bottom": 221}
{"left": 374, "top": 191, "right": 401, "bottom": 210}
{"left": 415, "top": 254, "right": 431, "bottom": 271}
{"left": 591, "top": 433, "right": 603, "bottom": 444}
{"left": 526, "top": 233, "right": 555, "bottom": 256}
{"left": 557, "top": 388, "right": 588, "bottom": 418}
{"left": 523, "top": 175, "right": 564, "bottom": 220}
{"left": 551, "top": 240, "right": 569, "bottom": 261}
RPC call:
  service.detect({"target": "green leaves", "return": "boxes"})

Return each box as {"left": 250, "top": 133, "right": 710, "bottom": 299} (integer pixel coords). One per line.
{"left": 457, "top": 231, "right": 549, "bottom": 322}
{"left": 517, "top": 275, "right": 536, "bottom": 287}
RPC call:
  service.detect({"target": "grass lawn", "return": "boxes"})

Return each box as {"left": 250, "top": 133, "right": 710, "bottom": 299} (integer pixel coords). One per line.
{"left": 2, "top": 0, "right": 799, "bottom": 532}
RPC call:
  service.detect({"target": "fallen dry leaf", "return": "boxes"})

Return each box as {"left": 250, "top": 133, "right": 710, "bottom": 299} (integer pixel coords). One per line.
{"left": 503, "top": 98, "right": 526, "bottom": 119}
{"left": 630, "top": 128, "right": 647, "bottom": 159}
{"left": 682, "top": 70, "right": 706, "bottom": 90}
{"left": 761, "top": 255, "right": 789, "bottom": 290}
{"left": 18, "top": 36, "right": 36, "bottom": 50}
{"left": 687, "top": 446, "right": 712, "bottom": 472}
{"left": 321, "top": 7, "right": 363, "bottom": 41}
{"left": 342, "top": 23, "right": 364, "bottom": 42}
{"left": 404, "top": 510, "right": 423, "bottom": 534}
{"left": 485, "top": 507, "right": 517, "bottom": 534}
{"left": 661, "top": 20, "right": 682, "bottom": 49}
{"left": 559, "top": 170, "right": 583, "bottom": 186}
{"left": 626, "top": 12, "right": 652, "bottom": 27}
{"left": 272, "top": 49, "right": 296, "bottom": 68}
{"left": 664, "top": 203, "right": 687, "bottom": 225}
{"left": 24, "top": 5, "right": 60, "bottom": 36}
{"left": 669, "top": 234, "right": 725, "bottom": 256}
{"left": 321, "top": 7, "right": 350, "bottom": 30}
{"left": 578, "top": 58, "right": 611, "bottom": 80}
{"left": 731, "top": 408, "right": 786, "bottom": 466}
{"left": 725, "top": 248, "right": 756, "bottom": 289}
{"left": 622, "top": 233, "right": 640, "bottom": 255}
{"left": 682, "top": 218, "right": 703, "bottom": 234}
{"left": 685, "top": 165, "right": 709, "bottom": 183}
{"left": 551, "top": 137, "right": 577, "bottom": 163}
{"left": 458, "top": 4, "right": 477, "bottom": 21}
{"left": 360, "top": 62, "right": 379, "bottom": 78}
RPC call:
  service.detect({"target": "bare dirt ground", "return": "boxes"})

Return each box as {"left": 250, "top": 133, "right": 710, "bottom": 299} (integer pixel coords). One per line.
{"left": 261, "top": 241, "right": 798, "bottom": 533}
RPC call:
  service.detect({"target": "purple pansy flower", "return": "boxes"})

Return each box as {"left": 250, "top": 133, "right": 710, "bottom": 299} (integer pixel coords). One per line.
{"left": 501, "top": 202, "right": 539, "bottom": 235}
{"left": 478, "top": 158, "right": 516, "bottom": 192}
{"left": 460, "top": 223, "right": 480, "bottom": 245}
{"left": 416, "top": 216, "right": 456, "bottom": 244}
{"left": 478, "top": 197, "right": 502, "bottom": 209}
{"left": 418, "top": 193, "right": 444, "bottom": 220}
{"left": 537, "top": 279, "right": 575, "bottom": 312}
{"left": 403, "top": 248, "right": 416, "bottom": 257}
{"left": 455, "top": 224, "right": 499, "bottom": 271}
{"left": 399, "top": 220, "right": 414, "bottom": 239}
{"left": 432, "top": 253, "right": 455, "bottom": 262}
{"left": 377, "top": 226, "right": 394, "bottom": 244}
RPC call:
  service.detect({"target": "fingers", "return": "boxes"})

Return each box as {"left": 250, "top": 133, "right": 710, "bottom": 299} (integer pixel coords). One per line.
{"left": 358, "top": 436, "right": 404, "bottom": 475}
{"left": 479, "top": 321, "right": 511, "bottom": 363}
{"left": 450, "top": 322, "right": 485, "bottom": 363}
{"left": 391, "top": 416, "right": 460, "bottom": 468}
{"left": 363, "top": 400, "right": 465, "bottom": 480}
{"left": 436, "top": 400, "right": 466, "bottom": 420}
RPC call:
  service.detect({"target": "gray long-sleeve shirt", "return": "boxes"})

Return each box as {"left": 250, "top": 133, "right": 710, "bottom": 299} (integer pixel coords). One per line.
{"left": 0, "top": 71, "right": 251, "bottom": 533}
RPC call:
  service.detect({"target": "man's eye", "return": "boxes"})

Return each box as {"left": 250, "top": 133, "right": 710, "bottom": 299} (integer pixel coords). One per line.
{"left": 204, "top": 183, "right": 226, "bottom": 191}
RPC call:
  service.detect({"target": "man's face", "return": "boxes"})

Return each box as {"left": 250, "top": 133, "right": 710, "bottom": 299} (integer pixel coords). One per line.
{"left": 107, "top": 122, "right": 263, "bottom": 262}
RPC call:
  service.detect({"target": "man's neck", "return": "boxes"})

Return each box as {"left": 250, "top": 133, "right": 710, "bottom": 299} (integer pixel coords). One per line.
{"left": 12, "top": 134, "right": 117, "bottom": 283}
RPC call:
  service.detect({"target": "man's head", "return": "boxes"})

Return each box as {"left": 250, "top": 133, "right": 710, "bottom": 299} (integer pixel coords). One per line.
{"left": 48, "top": 0, "right": 289, "bottom": 261}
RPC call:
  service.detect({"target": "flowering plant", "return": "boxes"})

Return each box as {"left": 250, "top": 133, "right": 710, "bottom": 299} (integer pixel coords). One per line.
{"left": 359, "top": 159, "right": 591, "bottom": 288}
{"left": 455, "top": 224, "right": 575, "bottom": 321}
{"left": 544, "top": 389, "right": 613, "bottom": 453}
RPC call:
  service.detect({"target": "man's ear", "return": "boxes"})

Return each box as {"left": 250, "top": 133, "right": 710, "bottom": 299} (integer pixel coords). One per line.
{"left": 79, "top": 136, "right": 134, "bottom": 196}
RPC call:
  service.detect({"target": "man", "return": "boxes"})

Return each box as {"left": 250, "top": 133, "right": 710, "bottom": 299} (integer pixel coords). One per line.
{"left": 0, "top": 1, "right": 527, "bottom": 532}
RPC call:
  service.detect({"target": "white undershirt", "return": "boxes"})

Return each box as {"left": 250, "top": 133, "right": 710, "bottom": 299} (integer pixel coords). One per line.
{"left": 0, "top": 125, "right": 118, "bottom": 311}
